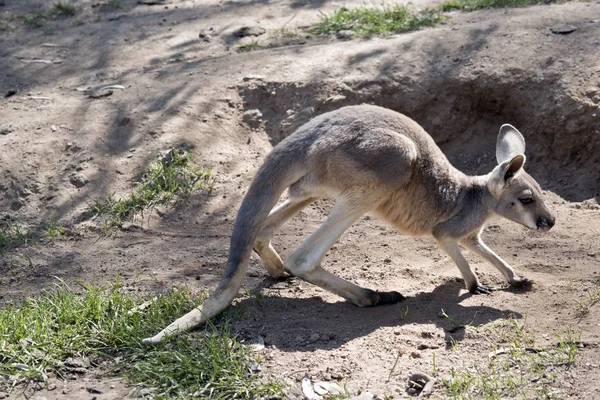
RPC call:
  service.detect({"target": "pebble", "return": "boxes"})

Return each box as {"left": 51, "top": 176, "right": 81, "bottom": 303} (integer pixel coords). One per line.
{"left": 69, "top": 175, "right": 87, "bottom": 188}
{"left": 330, "top": 372, "right": 343, "bottom": 380}
{"left": 233, "top": 26, "right": 266, "bottom": 38}
{"left": 336, "top": 30, "right": 355, "bottom": 40}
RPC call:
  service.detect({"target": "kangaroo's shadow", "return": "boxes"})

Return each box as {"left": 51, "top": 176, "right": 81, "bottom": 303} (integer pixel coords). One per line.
{"left": 230, "top": 280, "right": 523, "bottom": 352}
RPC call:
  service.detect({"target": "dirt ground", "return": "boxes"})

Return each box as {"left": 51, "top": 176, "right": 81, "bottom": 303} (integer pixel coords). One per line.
{"left": 1, "top": 0, "right": 600, "bottom": 399}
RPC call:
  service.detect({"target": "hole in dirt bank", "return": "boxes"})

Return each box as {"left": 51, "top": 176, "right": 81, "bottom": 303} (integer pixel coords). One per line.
{"left": 238, "top": 73, "right": 600, "bottom": 203}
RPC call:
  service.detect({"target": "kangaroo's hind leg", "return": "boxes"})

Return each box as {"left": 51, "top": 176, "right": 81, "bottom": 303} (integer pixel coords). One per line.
{"left": 283, "top": 195, "right": 404, "bottom": 306}
{"left": 254, "top": 196, "right": 317, "bottom": 278}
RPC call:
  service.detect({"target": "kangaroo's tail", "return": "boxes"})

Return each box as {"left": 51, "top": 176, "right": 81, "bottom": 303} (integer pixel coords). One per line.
{"left": 142, "top": 150, "right": 305, "bottom": 344}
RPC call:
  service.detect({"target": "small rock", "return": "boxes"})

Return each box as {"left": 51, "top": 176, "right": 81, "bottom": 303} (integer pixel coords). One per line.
{"left": 336, "top": 30, "right": 355, "bottom": 39}
{"left": 242, "top": 75, "right": 265, "bottom": 82}
{"left": 410, "top": 351, "right": 421, "bottom": 358}
{"left": 406, "top": 387, "right": 418, "bottom": 395}
{"left": 87, "top": 388, "right": 102, "bottom": 394}
{"left": 550, "top": 25, "right": 577, "bottom": 34}
{"left": 248, "top": 360, "right": 261, "bottom": 373}
{"left": 314, "top": 382, "right": 343, "bottom": 395}
{"left": 48, "top": 383, "right": 57, "bottom": 391}
{"left": 233, "top": 26, "right": 266, "bottom": 38}
{"left": 330, "top": 372, "right": 343, "bottom": 380}
{"left": 242, "top": 109, "right": 263, "bottom": 129}
{"left": 69, "top": 175, "right": 87, "bottom": 188}
{"left": 249, "top": 335, "right": 265, "bottom": 351}
{"left": 121, "top": 222, "right": 141, "bottom": 231}
{"left": 198, "top": 31, "right": 211, "bottom": 42}
{"left": 302, "top": 374, "right": 322, "bottom": 400}
{"left": 383, "top": 258, "right": 392, "bottom": 264}
{"left": 0, "top": 392, "right": 8, "bottom": 399}
{"left": 64, "top": 357, "right": 90, "bottom": 369}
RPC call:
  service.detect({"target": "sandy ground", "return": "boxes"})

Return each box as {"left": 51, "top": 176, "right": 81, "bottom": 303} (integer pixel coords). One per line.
{"left": 1, "top": 0, "right": 600, "bottom": 398}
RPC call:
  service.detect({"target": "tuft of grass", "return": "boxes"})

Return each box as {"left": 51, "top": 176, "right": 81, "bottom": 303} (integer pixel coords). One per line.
{"left": 85, "top": 149, "right": 215, "bottom": 231}
{"left": 0, "top": 279, "right": 281, "bottom": 399}
{"left": 20, "top": 11, "right": 46, "bottom": 27}
{"left": 43, "top": 216, "right": 67, "bottom": 239}
{"left": 237, "top": 39, "right": 260, "bottom": 52}
{"left": 273, "top": 27, "right": 297, "bottom": 37}
{"left": 53, "top": 1, "right": 77, "bottom": 16}
{"left": 0, "top": 220, "right": 32, "bottom": 254}
{"left": 574, "top": 279, "right": 600, "bottom": 317}
{"left": 309, "top": 4, "right": 446, "bottom": 36}
{"left": 442, "top": 316, "right": 579, "bottom": 399}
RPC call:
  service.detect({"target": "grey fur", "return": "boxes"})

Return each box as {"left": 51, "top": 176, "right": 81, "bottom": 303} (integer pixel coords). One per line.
{"left": 142, "top": 104, "right": 555, "bottom": 344}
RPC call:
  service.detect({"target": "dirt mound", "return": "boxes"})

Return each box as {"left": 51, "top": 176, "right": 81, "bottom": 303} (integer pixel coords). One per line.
{"left": 240, "top": 70, "right": 599, "bottom": 201}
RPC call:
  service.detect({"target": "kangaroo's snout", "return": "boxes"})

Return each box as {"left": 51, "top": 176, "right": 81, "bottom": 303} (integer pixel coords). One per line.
{"left": 536, "top": 215, "right": 555, "bottom": 231}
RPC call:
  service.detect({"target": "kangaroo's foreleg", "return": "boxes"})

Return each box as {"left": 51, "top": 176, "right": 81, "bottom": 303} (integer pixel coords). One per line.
{"left": 436, "top": 237, "right": 495, "bottom": 294}
{"left": 284, "top": 196, "right": 403, "bottom": 306}
{"left": 254, "top": 196, "right": 317, "bottom": 278}
{"left": 460, "top": 235, "right": 533, "bottom": 288}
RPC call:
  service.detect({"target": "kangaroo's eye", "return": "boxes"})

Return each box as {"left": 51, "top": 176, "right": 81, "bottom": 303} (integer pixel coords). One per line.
{"left": 519, "top": 197, "right": 534, "bottom": 205}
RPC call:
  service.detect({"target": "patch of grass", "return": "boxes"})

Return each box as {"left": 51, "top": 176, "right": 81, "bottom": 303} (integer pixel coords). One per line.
{"left": 574, "top": 279, "right": 600, "bottom": 317}
{"left": 237, "top": 39, "right": 260, "bottom": 52}
{"left": 309, "top": 4, "right": 446, "bottom": 36}
{"left": 85, "top": 149, "right": 215, "bottom": 231}
{"left": 0, "top": 279, "right": 281, "bottom": 399}
{"left": 442, "top": 316, "right": 579, "bottom": 399}
{"left": 0, "top": 220, "right": 32, "bottom": 254}
{"left": 0, "top": 20, "right": 11, "bottom": 32}
{"left": 20, "top": 11, "right": 46, "bottom": 27}
{"left": 438, "top": 0, "right": 561, "bottom": 12}
{"left": 53, "top": 1, "right": 76, "bottom": 16}
{"left": 309, "top": 0, "right": 564, "bottom": 37}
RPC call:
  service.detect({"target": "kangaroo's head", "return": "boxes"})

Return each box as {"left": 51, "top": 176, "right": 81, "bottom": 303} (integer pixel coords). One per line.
{"left": 487, "top": 124, "right": 555, "bottom": 231}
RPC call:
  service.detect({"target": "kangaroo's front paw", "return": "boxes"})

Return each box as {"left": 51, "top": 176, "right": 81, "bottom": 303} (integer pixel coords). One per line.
{"left": 509, "top": 276, "right": 534, "bottom": 289}
{"left": 374, "top": 290, "right": 405, "bottom": 305}
{"left": 361, "top": 289, "right": 405, "bottom": 306}
{"left": 469, "top": 284, "right": 496, "bottom": 295}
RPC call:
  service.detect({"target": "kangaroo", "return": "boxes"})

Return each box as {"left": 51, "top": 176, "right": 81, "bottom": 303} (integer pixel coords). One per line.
{"left": 142, "top": 104, "right": 555, "bottom": 344}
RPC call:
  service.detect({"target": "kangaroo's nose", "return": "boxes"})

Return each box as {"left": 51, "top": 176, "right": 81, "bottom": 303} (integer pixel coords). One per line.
{"left": 537, "top": 215, "right": 555, "bottom": 230}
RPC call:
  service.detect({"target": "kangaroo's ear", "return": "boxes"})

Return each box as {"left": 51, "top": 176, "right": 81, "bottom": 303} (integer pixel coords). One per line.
{"left": 496, "top": 124, "right": 526, "bottom": 164}
{"left": 489, "top": 154, "right": 526, "bottom": 191}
